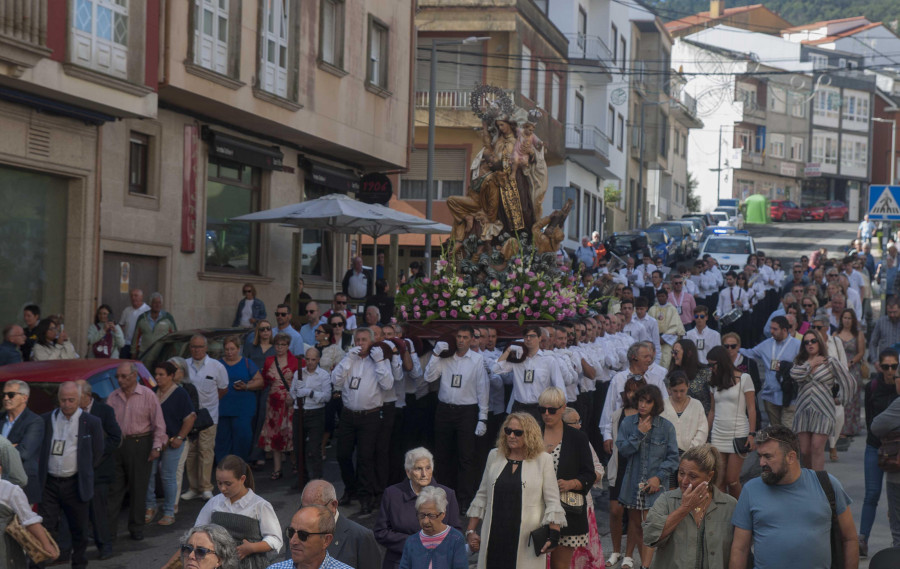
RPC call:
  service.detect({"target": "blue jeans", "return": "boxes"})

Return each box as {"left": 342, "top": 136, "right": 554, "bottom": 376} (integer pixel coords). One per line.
{"left": 146, "top": 443, "right": 185, "bottom": 517}
{"left": 215, "top": 415, "right": 254, "bottom": 462}
{"left": 860, "top": 444, "right": 885, "bottom": 539}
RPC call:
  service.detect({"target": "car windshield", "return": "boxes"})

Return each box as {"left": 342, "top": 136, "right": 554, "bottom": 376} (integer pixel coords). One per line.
{"left": 704, "top": 238, "right": 752, "bottom": 254}
{"left": 646, "top": 231, "right": 666, "bottom": 245}
{"left": 810, "top": 202, "right": 826, "bottom": 208}
{"left": 140, "top": 332, "right": 234, "bottom": 369}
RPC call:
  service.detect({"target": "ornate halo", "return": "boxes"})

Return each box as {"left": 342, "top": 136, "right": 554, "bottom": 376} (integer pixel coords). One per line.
{"left": 470, "top": 84, "right": 515, "bottom": 121}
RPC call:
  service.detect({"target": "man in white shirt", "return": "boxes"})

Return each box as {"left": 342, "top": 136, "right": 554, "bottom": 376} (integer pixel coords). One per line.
{"left": 685, "top": 305, "right": 720, "bottom": 363}
{"left": 424, "top": 325, "right": 488, "bottom": 511}
{"left": 633, "top": 297, "right": 662, "bottom": 364}
{"left": 492, "top": 326, "right": 566, "bottom": 422}
{"left": 621, "top": 299, "right": 651, "bottom": 344}
{"left": 619, "top": 257, "right": 645, "bottom": 297}
{"left": 319, "top": 293, "right": 359, "bottom": 331}
{"left": 118, "top": 289, "right": 149, "bottom": 360}
{"left": 842, "top": 256, "right": 866, "bottom": 295}
{"left": 331, "top": 327, "right": 393, "bottom": 515}
{"left": 342, "top": 256, "right": 373, "bottom": 301}
{"left": 182, "top": 335, "right": 229, "bottom": 501}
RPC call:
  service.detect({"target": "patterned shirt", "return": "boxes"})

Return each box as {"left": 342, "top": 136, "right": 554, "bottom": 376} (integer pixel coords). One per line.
{"left": 266, "top": 553, "right": 353, "bottom": 569}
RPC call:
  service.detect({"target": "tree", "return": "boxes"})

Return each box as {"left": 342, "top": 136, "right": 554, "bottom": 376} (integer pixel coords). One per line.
{"left": 686, "top": 172, "right": 701, "bottom": 212}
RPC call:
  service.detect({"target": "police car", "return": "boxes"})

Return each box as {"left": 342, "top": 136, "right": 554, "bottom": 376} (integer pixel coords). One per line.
{"left": 697, "top": 229, "right": 755, "bottom": 272}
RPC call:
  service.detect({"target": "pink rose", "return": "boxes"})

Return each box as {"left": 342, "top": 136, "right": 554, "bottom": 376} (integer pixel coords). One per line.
{"left": 450, "top": 309, "right": 458, "bottom": 318}
{"left": 440, "top": 311, "right": 447, "bottom": 318}
{"left": 526, "top": 308, "right": 533, "bottom": 316}
{"left": 407, "top": 288, "right": 415, "bottom": 295}
{"left": 501, "top": 312, "right": 509, "bottom": 320}
{"left": 438, "top": 300, "right": 446, "bottom": 307}
{"left": 414, "top": 311, "right": 422, "bottom": 318}
{"left": 490, "top": 312, "right": 498, "bottom": 320}
{"left": 426, "top": 310, "right": 435, "bottom": 317}
{"left": 479, "top": 315, "right": 487, "bottom": 321}
{"left": 442, "top": 291, "right": 452, "bottom": 299}
{"left": 549, "top": 306, "right": 556, "bottom": 314}
{"left": 423, "top": 278, "right": 431, "bottom": 285}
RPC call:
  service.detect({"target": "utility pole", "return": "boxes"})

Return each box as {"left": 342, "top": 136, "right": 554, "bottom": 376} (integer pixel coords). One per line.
{"left": 709, "top": 124, "right": 725, "bottom": 204}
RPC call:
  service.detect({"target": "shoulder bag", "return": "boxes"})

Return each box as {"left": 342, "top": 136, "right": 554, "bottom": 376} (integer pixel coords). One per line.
{"left": 91, "top": 324, "right": 114, "bottom": 359}
{"left": 814, "top": 470, "right": 845, "bottom": 569}
{"left": 731, "top": 373, "right": 751, "bottom": 457}
{"left": 878, "top": 431, "right": 900, "bottom": 473}
{"left": 183, "top": 382, "right": 214, "bottom": 436}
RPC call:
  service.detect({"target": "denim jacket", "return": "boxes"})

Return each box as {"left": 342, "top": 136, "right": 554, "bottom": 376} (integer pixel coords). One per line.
{"left": 233, "top": 298, "right": 267, "bottom": 327}
{"left": 615, "top": 414, "right": 679, "bottom": 509}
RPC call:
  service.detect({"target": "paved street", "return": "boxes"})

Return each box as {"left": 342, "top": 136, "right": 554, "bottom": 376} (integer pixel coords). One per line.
{"left": 85, "top": 219, "right": 894, "bottom": 568}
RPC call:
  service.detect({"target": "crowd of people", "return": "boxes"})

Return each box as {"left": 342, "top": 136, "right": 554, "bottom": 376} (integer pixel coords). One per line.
{"left": 2, "top": 239, "right": 900, "bottom": 569}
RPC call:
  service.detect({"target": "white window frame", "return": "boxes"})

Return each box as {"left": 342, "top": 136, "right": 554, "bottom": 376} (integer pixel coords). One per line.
{"left": 71, "top": 0, "right": 129, "bottom": 78}
{"left": 790, "top": 91, "right": 806, "bottom": 117}
{"left": 736, "top": 128, "right": 753, "bottom": 152}
{"left": 366, "top": 16, "right": 389, "bottom": 90}
{"left": 790, "top": 137, "right": 805, "bottom": 162}
{"left": 521, "top": 45, "right": 532, "bottom": 98}
{"left": 736, "top": 83, "right": 757, "bottom": 110}
{"left": 536, "top": 61, "right": 547, "bottom": 109}
{"left": 768, "top": 133, "right": 785, "bottom": 158}
{"left": 768, "top": 86, "right": 786, "bottom": 113}
{"left": 811, "top": 53, "right": 829, "bottom": 69}
{"left": 814, "top": 87, "right": 840, "bottom": 120}
{"left": 261, "top": 0, "right": 289, "bottom": 98}
{"left": 551, "top": 74, "right": 560, "bottom": 119}
{"left": 194, "top": 0, "right": 229, "bottom": 74}
{"left": 841, "top": 92, "right": 869, "bottom": 126}
{"left": 812, "top": 132, "right": 838, "bottom": 166}
{"left": 320, "top": 0, "right": 344, "bottom": 69}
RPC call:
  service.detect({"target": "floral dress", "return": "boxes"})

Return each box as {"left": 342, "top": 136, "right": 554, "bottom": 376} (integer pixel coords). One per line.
{"left": 840, "top": 335, "right": 864, "bottom": 436}
{"left": 258, "top": 353, "right": 299, "bottom": 452}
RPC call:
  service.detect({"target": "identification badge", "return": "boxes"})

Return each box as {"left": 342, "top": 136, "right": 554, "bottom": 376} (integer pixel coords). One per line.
{"left": 451, "top": 374, "right": 462, "bottom": 388}
{"left": 349, "top": 377, "right": 361, "bottom": 390}
{"left": 676, "top": 306, "right": 682, "bottom": 315}
{"left": 524, "top": 370, "right": 535, "bottom": 384}
{"left": 697, "top": 339, "right": 705, "bottom": 350}
{"left": 771, "top": 361, "right": 780, "bottom": 372}
{"left": 51, "top": 440, "right": 65, "bottom": 456}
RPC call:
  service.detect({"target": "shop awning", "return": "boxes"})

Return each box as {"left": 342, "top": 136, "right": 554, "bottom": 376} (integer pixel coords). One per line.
{"left": 306, "top": 162, "right": 360, "bottom": 193}
{"left": 205, "top": 129, "right": 284, "bottom": 170}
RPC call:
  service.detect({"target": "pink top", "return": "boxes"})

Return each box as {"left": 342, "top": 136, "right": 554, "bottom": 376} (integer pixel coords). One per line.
{"left": 419, "top": 526, "right": 450, "bottom": 550}
{"left": 107, "top": 384, "right": 168, "bottom": 449}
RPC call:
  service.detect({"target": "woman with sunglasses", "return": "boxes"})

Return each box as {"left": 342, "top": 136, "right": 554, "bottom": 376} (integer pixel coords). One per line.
{"left": 606, "top": 376, "right": 644, "bottom": 569}
{"left": 790, "top": 329, "right": 855, "bottom": 470}
{"left": 615, "top": 384, "right": 678, "bottom": 569}
{"left": 466, "top": 413, "right": 565, "bottom": 569}
{"left": 834, "top": 309, "right": 866, "bottom": 439}
{"left": 706, "top": 346, "right": 755, "bottom": 498}
{"left": 179, "top": 524, "right": 239, "bottom": 569}
{"left": 314, "top": 323, "right": 345, "bottom": 374}
{"left": 538, "top": 388, "right": 596, "bottom": 569}
{"left": 800, "top": 296, "right": 819, "bottom": 326}
{"left": 233, "top": 283, "right": 267, "bottom": 328}
{"left": 165, "top": 456, "right": 280, "bottom": 569}
{"left": 722, "top": 333, "right": 761, "bottom": 394}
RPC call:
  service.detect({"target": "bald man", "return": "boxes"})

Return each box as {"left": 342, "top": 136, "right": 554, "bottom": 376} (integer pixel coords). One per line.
{"left": 300, "top": 480, "right": 381, "bottom": 569}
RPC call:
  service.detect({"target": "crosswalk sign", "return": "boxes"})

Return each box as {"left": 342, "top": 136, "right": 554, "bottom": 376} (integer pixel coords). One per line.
{"left": 868, "top": 186, "right": 900, "bottom": 220}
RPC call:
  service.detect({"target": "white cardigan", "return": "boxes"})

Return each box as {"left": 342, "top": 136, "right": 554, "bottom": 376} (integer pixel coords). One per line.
{"left": 661, "top": 397, "right": 710, "bottom": 452}
{"left": 467, "top": 449, "right": 566, "bottom": 569}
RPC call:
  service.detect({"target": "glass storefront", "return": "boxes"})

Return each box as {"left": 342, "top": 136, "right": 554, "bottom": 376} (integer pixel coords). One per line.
{"left": 0, "top": 166, "right": 69, "bottom": 327}
{"left": 205, "top": 158, "right": 261, "bottom": 273}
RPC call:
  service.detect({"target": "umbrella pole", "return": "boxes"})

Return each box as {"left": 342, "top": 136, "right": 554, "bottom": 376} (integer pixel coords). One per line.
{"left": 372, "top": 237, "right": 378, "bottom": 299}
{"left": 290, "top": 232, "right": 300, "bottom": 317}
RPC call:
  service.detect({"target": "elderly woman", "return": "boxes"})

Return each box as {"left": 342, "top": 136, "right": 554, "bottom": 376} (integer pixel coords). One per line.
{"left": 233, "top": 283, "right": 267, "bottom": 328}
{"left": 180, "top": 524, "right": 239, "bottom": 569}
{"left": 398, "top": 486, "right": 468, "bottom": 569}
{"left": 642, "top": 445, "right": 737, "bottom": 569}
{"left": 466, "top": 413, "right": 565, "bottom": 569}
{"left": 375, "top": 448, "right": 462, "bottom": 569}
{"left": 168, "top": 357, "right": 194, "bottom": 512}
{"left": 538, "top": 387, "right": 596, "bottom": 569}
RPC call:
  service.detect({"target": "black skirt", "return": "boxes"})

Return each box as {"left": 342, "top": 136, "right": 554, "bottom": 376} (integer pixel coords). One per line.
{"left": 486, "top": 460, "right": 523, "bottom": 569}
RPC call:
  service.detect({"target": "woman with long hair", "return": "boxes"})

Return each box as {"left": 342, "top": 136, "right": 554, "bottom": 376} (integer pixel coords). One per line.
{"left": 660, "top": 371, "right": 709, "bottom": 489}
{"left": 834, "top": 308, "right": 865, "bottom": 437}
{"left": 786, "top": 302, "right": 809, "bottom": 336}
{"left": 605, "top": 377, "right": 644, "bottom": 568}
{"left": 314, "top": 323, "right": 346, "bottom": 373}
{"left": 801, "top": 296, "right": 819, "bottom": 327}
{"left": 669, "top": 339, "right": 712, "bottom": 418}
{"left": 86, "top": 304, "right": 125, "bottom": 358}
{"left": 706, "top": 346, "right": 756, "bottom": 498}
{"left": 258, "top": 333, "right": 300, "bottom": 480}
{"left": 243, "top": 320, "right": 276, "bottom": 469}
{"left": 31, "top": 317, "right": 78, "bottom": 360}
{"left": 791, "top": 329, "right": 855, "bottom": 470}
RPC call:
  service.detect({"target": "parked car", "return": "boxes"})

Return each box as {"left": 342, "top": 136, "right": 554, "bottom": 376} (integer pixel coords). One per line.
{"left": 606, "top": 231, "right": 675, "bottom": 265}
{"left": 802, "top": 200, "right": 849, "bottom": 222}
{"left": 770, "top": 200, "right": 803, "bottom": 222}
{"left": 709, "top": 211, "right": 730, "bottom": 226}
{"left": 714, "top": 206, "right": 744, "bottom": 229}
{"left": 0, "top": 360, "right": 155, "bottom": 414}
{"left": 700, "top": 225, "right": 739, "bottom": 244}
{"left": 138, "top": 328, "right": 250, "bottom": 371}
{"left": 697, "top": 232, "right": 756, "bottom": 273}
{"left": 684, "top": 212, "right": 714, "bottom": 227}
{"left": 648, "top": 222, "right": 691, "bottom": 260}
{"left": 645, "top": 228, "right": 678, "bottom": 266}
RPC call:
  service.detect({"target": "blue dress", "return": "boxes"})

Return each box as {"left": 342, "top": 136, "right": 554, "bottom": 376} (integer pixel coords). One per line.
{"left": 214, "top": 357, "right": 260, "bottom": 461}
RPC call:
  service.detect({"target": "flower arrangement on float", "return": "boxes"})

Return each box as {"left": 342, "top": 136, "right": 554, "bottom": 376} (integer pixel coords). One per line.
{"left": 396, "top": 245, "right": 589, "bottom": 325}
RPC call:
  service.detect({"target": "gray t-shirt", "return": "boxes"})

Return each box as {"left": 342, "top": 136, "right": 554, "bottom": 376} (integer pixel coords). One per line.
{"left": 733, "top": 469, "right": 850, "bottom": 569}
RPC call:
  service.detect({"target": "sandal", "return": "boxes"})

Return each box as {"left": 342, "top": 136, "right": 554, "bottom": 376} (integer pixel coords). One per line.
{"left": 158, "top": 515, "right": 176, "bottom": 526}
{"left": 606, "top": 553, "right": 623, "bottom": 567}
{"left": 271, "top": 470, "right": 283, "bottom": 480}
{"left": 830, "top": 448, "right": 839, "bottom": 462}
{"left": 622, "top": 556, "right": 635, "bottom": 569}
{"left": 144, "top": 508, "right": 156, "bottom": 523}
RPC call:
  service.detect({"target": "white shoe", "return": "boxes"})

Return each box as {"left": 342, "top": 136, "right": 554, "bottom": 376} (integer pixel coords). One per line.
{"left": 180, "top": 490, "right": 199, "bottom": 500}
{"left": 201, "top": 490, "right": 214, "bottom": 500}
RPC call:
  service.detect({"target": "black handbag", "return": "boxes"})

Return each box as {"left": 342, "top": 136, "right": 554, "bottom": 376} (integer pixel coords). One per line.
{"left": 733, "top": 437, "right": 751, "bottom": 456}
{"left": 528, "top": 525, "right": 550, "bottom": 556}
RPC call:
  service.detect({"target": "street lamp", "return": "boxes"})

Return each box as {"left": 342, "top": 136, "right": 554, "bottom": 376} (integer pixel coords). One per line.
{"left": 424, "top": 36, "right": 489, "bottom": 276}
{"left": 872, "top": 116, "right": 897, "bottom": 184}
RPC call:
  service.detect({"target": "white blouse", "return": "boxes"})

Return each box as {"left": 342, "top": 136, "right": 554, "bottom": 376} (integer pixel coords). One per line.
{"left": 661, "top": 397, "right": 710, "bottom": 452}
{"left": 0, "top": 479, "right": 42, "bottom": 526}
{"left": 194, "top": 489, "right": 283, "bottom": 551}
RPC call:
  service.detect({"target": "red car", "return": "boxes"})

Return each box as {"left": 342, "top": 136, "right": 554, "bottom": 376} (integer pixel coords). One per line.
{"left": 802, "top": 200, "right": 849, "bottom": 222}
{"left": 770, "top": 200, "right": 803, "bottom": 222}
{"left": 0, "top": 359, "right": 155, "bottom": 414}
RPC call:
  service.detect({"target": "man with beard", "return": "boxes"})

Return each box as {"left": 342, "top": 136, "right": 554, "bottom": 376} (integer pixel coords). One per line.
{"left": 730, "top": 425, "right": 858, "bottom": 569}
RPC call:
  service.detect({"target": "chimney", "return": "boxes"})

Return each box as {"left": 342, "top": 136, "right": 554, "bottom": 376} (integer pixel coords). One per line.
{"left": 710, "top": 0, "right": 724, "bottom": 19}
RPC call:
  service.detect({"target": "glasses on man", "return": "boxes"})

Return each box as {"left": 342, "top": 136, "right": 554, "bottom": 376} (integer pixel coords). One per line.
{"left": 693, "top": 314, "right": 706, "bottom": 319}
{"left": 504, "top": 427, "right": 524, "bottom": 437}
{"left": 334, "top": 301, "right": 347, "bottom": 305}
{"left": 539, "top": 405, "right": 562, "bottom": 415}
{"left": 285, "top": 527, "right": 329, "bottom": 542}
{"left": 755, "top": 430, "right": 792, "bottom": 447}
{"left": 882, "top": 363, "right": 900, "bottom": 370}
{"left": 811, "top": 325, "right": 826, "bottom": 331}
{"left": 723, "top": 343, "right": 738, "bottom": 349}
{"left": 275, "top": 312, "right": 289, "bottom": 317}
{"left": 243, "top": 289, "right": 253, "bottom": 294}
{"left": 180, "top": 545, "right": 217, "bottom": 560}
{"left": 2, "top": 392, "right": 21, "bottom": 399}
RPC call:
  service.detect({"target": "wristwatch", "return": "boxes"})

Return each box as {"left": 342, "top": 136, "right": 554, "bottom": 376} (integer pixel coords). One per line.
{"left": 466, "top": 530, "right": 477, "bottom": 537}
{"left": 153, "top": 447, "right": 162, "bottom": 452}
{"left": 175, "top": 435, "right": 184, "bottom": 440}
{"left": 748, "top": 432, "right": 756, "bottom": 437}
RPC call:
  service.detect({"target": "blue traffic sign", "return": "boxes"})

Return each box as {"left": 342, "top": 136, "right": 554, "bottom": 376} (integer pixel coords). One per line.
{"left": 868, "top": 185, "right": 900, "bottom": 220}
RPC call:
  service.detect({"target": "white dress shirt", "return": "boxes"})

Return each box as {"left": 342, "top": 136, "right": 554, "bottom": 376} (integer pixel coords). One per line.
{"left": 119, "top": 303, "right": 150, "bottom": 346}
{"left": 493, "top": 351, "right": 565, "bottom": 408}
{"left": 291, "top": 367, "right": 333, "bottom": 410}
{"left": 188, "top": 355, "right": 230, "bottom": 423}
{"left": 553, "top": 348, "right": 580, "bottom": 402}
{"left": 48, "top": 408, "right": 82, "bottom": 477}
{"left": 331, "top": 351, "right": 393, "bottom": 411}
{"left": 424, "top": 349, "right": 489, "bottom": 421}
{"left": 480, "top": 348, "right": 508, "bottom": 415}
{"left": 685, "top": 326, "right": 721, "bottom": 363}
{"left": 195, "top": 489, "right": 283, "bottom": 551}
{"left": 618, "top": 267, "right": 645, "bottom": 296}
{"left": 717, "top": 286, "right": 750, "bottom": 315}
{"left": 599, "top": 367, "right": 670, "bottom": 440}
{"left": 634, "top": 315, "right": 662, "bottom": 363}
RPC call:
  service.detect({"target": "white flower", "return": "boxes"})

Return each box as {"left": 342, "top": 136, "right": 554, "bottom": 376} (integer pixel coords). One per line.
{"left": 492, "top": 291, "right": 501, "bottom": 298}
{"left": 456, "top": 289, "right": 467, "bottom": 298}
{"left": 462, "top": 305, "right": 473, "bottom": 313}
{"left": 451, "top": 300, "right": 460, "bottom": 307}
{"left": 486, "top": 299, "right": 496, "bottom": 306}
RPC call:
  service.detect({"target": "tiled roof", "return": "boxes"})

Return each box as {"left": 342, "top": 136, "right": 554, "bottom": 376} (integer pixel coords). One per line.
{"left": 781, "top": 16, "right": 868, "bottom": 33}
{"left": 801, "top": 22, "right": 883, "bottom": 45}
{"left": 665, "top": 4, "right": 765, "bottom": 32}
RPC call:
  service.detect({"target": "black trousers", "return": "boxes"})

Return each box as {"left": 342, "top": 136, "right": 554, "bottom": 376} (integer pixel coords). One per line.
{"left": 403, "top": 393, "right": 434, "bottom": 451}
{"left": 476, "top": 411, "right": 505, "bottom": 479}
{"left": 108, "top": 433, "right": 153, "bottom": 537}
{"left": 375, "top": 402, "right": 397, "bottom": 493}
{"left": 336, "top": 408, "right": 381, "bottom": 501}
{"left": 576, "top": 390, "right": 594, "bottom": 440}
{"left": 39, "top": 475, "right": 89, "bottom": 569}
{"left": 387, "top": 406, "right": 407, "bottom": 486}
{"left": 303, "top": 408, "right": 326, "bottom": 480}
{"left": 89, "top": 482, "right": 111, "bottom": 554}
{"left": 434, "top": 402, "right": 479, "bottom": 512}
{"left": 591, "top": 382, "right": 610, "bottom": 458}
{"left": 291, "top": 405, "right": 305, "bottom": 486}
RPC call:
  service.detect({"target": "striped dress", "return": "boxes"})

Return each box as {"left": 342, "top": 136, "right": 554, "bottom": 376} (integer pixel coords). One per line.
{"left": 790, "top": 358, "right": 839, "bottom": 435}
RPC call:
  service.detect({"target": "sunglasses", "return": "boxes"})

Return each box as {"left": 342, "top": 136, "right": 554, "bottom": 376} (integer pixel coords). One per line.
{"left": 330, "top": 322, "right": 345, "bottom": 327}
{"left": 316, "top": 329, "right": 327, "bottom": 334}
{"left": 285, "top": 527, "right": 329, "bottom": 542}
{"left": 883, "top": 363, "right": 900, "bottom": 370}
{"left": 275, "top": 312, "right": 289, "bottom": 317}
{"left": 723, "top": 343, "right": 738, "bottom": 349}
{"left": 693, "top": 314, "right": 707, "bottom": 319}
{"left": 180, "top": 545, "right": 217, "bottom": 560}
{"left": 3, "top": 392, "right": 21, "bottom": 399}
{"left": 416, "top": 512, "right": 442, "bottom": 520}
{"left": 811, "top": 325, "right": 826, "bottom": 330}
{"left": 802, "top": 304, "right": 814, "bottom": 308}
{"left": 243, "top": 289, "right": 253, "bottom": 293}
{"left": 334, "top": 301, "right": 347, "bottom": 305}
{"left": 803, "top": 339, "right": 819, "bottom": 345}
{"left": 504, "top": 427, "right": 524, "bottom": 437}
{"left": 539, "top": 405, "right": 562, "bottom": 415}
{"left": 258, "top": 326, "right": 272, "bottom": 332}
{"left": 755, "top": 430, "right": 793, "bottom": 446}
{"left": 564, "top": 420, "right": 581, "bottom": 426}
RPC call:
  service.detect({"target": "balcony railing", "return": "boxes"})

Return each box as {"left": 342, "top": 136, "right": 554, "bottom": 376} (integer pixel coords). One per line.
{"left": 0, "top": 0, "right": 47, "bottom": 48}
{"left": 566, "top": 33, "right": 613, "bottom": 64}
{"left": 414, "top": 89, "right": 473, "bottom": 110}
{"left": 565, "top": 123, "right": 610, "bottom": 159}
